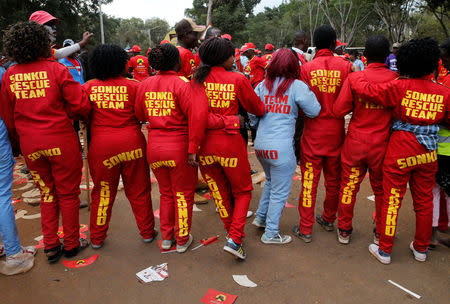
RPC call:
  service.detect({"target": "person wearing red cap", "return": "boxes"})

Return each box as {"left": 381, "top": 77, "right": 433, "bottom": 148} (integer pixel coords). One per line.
{"left": 194, "top": 37, "right": 265, "bottom": 260}
{"left": 262, "top": 44, "right": 275, "bottom": 65}
{"left": 175, "top": 18, "right": 205, "bottom": 79}
{"left": 83, "top": 44, "right": 157, "bottom": 249}
{"left": 0, "top": 22, "right": 91, "bottom": 263}
{"left": 241, "top": 43, "right": 267, "bottom": 88}
{"left": 135, "top": 43, "right": 209, "bottom": 252}
{"left": 333, "top": 35, "right": 398, "bottom": 245}
{"left": 29, "top": 10, "right": 92, "bottom": 61}
{"left": 128, "top": 45, "right": 150, "bottom": 81}
{"left": 222, "top": 34, "right": 232, "bottom": 40}
{"left": 293, "top": 25, "right": 352, "bottom": 243}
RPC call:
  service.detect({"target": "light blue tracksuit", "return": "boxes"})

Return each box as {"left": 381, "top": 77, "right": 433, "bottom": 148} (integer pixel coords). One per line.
{"left": 252, "top": 78, "right": 321, "bottom": 238}
{"left": 0, "top": 66, "right": 22, "bottom": 256}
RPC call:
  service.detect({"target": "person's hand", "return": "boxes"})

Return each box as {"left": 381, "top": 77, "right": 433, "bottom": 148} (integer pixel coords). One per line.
{"left": 79, "top": 32, "right": 93, "bottom": 48}
{"left": 188, "top": 153, "right": 199, "bottom": 167}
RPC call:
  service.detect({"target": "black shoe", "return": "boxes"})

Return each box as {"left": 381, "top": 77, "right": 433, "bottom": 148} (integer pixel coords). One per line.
{"left": 292, "top": 225, "right": 312, "bottom": 243}
{"left": 64, "top": 238, "right": 89, "bottom": 258}
{"left": 223, "top": 239, "right": 246, "bottom": 260}
{"left": 316, "top": 215, "right": 334, "bottom": 231}
{"left": 44, "top": 245, "right": 63, "bottom": 264}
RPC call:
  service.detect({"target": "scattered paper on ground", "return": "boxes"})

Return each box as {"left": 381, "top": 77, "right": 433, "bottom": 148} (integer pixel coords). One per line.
{"left": 252, "top": 172, "right": 265, "bottom": 184}
{"left": 367, "top": 195, "right": 375, "bottom": 202}
{"left": 201, "top": 288, "right": 237, "bottom": 304}
{"left": 285, "top": 202, "right": 296, "bottom": 208}
{"left": 136, "top": 263, "right": 168, "bottom": 283}
{"left": 15, "top": 210, "right": 27, "bottom": 220}
{"left": 34, "top": 235, "right": 43, "bottom": 242}
{"left": 193, "top": 205, "right": 202, "bottom": 212}
{"left": 154, "top": 209, "right": 160, "bottom": 218}
{"left": 232, "top": 275, "right": 257, "bottom": 288}
{"left": 22, "top": 213, "right": 41, "bottom": 219}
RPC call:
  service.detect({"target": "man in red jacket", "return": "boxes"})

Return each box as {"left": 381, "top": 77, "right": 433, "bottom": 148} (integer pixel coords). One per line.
{"left": 333, "top": 35, "right": 398, "bottom": 244}
{"left": 128, "top": 45, "right": 150, "bottom": 81}
{"left": 293, "top": 25, "right": 352, "bottom": 243}
{"left": 175, "top": 18, "right": 205, "bottom": 79}
{"left": 241, "top": 43, "right": 267, "bottom": 88}
{"left": 349, "top": 37, "right": 449, "bottom": 264}
{"left": 292, "top": 31, "right": 309, "bottom": 66}
{"left": 261, "top": 44, "right": 274, "bottom": 64}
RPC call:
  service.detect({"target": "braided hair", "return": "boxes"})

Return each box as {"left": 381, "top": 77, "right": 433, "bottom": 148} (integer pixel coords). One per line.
{"left": 396, "top": 37, "right": 440, "bottom": 78}
{"left": 89, "top": 44, "right": 128, "bottom": 80}
{"left": 148, "top": 43, "right": 180, "bottom": 71}
{"left": 194, "top": 37, "right": 235, "bottom": 84}
{"left": 3, "top": 21, "right": 50, "bottom": 63}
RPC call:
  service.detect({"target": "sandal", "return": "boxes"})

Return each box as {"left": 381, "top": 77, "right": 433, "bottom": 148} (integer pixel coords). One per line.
{"left": 63, "top": 238, "right": 89, "bottom": 258}
{"left": 44, "top": 245, "right": 63, "bottom": 264}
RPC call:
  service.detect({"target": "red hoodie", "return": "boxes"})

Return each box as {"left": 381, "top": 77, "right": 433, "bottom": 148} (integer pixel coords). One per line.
{"left": 0, "top": 58, "right": 91, "bottom": 144}
{"left": 135, "top": 71, "right": 207, "bottom": 153}
{"left": 334, "top": 63, "right": 398, "bottom": 143}
{"left": 300, "top": 48, "right": 352, "bottom": 156}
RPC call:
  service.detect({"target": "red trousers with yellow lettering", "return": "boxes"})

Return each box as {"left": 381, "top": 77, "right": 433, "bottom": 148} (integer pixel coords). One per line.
{"left": 88, "top": 128, "right": 155, "bottom": 246}
{"left": 199, "top": 132, "right": 253, "bottom": 244}
{"left": 337, "top": 134, "right": 387, "bottom": 233}
{"left": 379, "top": 131, "right": 437, "bottom": 254}
{"left": 298, "top": 152, "right": 341, "bottom": 235}
{"left": 147, "top": 132, "right": 196, "bottom": 245}
{"left": 22, "top": 132, "right": 82, "bottom": 251}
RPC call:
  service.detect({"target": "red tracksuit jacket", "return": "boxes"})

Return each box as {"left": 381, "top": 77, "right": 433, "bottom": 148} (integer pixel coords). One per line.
{"left": 177, "top": 46, "right": 197, "bottom": 80}
{"left": 350, "top": 76, "right": 450, "bottom": 126}
{"left": 129, "top": 55, "right": 150, "bottom": 82}
{"left": 203, "top": 66, "right": 265, "bottom": 123}
{"left": 83, "top": 76, "right": 140, "bottom": 132}
{"left": 300, "top": 49, "right": 352, "bottom": 157}
{"left": 261, "top": 53, "right": 273, "bottom": 65}
{"left": 135, "top": 70, "right": 207, "bottom": 153}
{"left": 245, "top": 56, "right": 267, "bottom": 88}
{"left": 334, "top": 63, "right": 398, "bottom": 142}
{"left": 0, "top": 58, "right": 91, "bottom": 143}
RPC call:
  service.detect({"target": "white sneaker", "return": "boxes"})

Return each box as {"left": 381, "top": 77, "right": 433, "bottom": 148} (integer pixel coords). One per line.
{"left": 177, "top": 234, "right": 193, "bottom": 253}
{"left": 252, "top": 217, "right": 266, "bottom": 228}
{"left": 368, "top": 244, "right": 391, "bottom": 264}
{"left": 261, "top": 234, "right": 292, "bottom": 244}
{"left": 0, "top": 251, "right": 34, "bottom": 275}
{"left": 161, "top": 240, "right": 173, "bottom": 250}
{"left": 22, "top": 246, "right": 37, "bottom": 256}
{"left": 409, "top": 241, "right": 426, "bottom": 262}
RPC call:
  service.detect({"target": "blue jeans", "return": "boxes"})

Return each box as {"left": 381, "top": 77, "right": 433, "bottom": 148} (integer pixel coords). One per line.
{"left": 0, "top": 130, "right": 21, "bottom": 256}
{"left": 255, "top": 140, "right": 297, "bottom": 237}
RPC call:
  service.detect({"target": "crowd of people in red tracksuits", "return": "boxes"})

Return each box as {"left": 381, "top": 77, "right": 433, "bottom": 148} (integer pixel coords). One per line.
{"left": 0, "top": 10, "right": 449, "bottom": 276}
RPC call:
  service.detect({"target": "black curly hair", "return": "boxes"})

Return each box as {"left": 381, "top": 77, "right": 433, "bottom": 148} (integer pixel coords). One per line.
{"left": 313, "top": 25, "right": 336, "bottom": 50}
{"left": 148, "top": 43, "right": 180, "bottom": 71}
{"left": 89, "top": 44, "right": 128, "bottom": 80}
{"left": 364, "top": 35, "right": 390, "bottom": 63}
{"left": 396, "top": 37, "right": 440, "bottom": 78}
{"left": 3, "top": 21, "right": 50, "bottom": 63}
{"left": 194, "top": 37, "right": 234, "bottom": 84}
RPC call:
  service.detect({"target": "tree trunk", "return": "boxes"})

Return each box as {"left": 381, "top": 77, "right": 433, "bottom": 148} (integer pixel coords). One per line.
{"left": 206, "top": 0, "right": 215, "bottom": 25}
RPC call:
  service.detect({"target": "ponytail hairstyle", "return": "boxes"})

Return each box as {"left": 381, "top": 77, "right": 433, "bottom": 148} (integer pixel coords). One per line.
{"left": 264, "top": 48, "right": 300, "bottom": 97}
{"left": 148, "top": 43, "right": 180, "bottom": 71}
{"left": 194, "top": 37, "right": 235, "bottom": 84}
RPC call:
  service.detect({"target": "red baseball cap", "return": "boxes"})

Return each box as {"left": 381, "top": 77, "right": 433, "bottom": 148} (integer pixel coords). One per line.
{"left": 131, "top": 45, "right": 141, "bottom": 52}
{"left": 336, "top": 39, "right": 347, "bottom": 47}
{"left": 240, "top": 42, "right": 256, "bottom": 52}
{"left": 160, "top": 40, "right": 170, "bottom": 44}
{"left": 222, "top": 34, "right": 232, "bottom": 40}
{"left": 265, "top": 43, "right": 274, "bottom": 51}
{"left": 29, "top": 11, "right": 59, "bottom": 25}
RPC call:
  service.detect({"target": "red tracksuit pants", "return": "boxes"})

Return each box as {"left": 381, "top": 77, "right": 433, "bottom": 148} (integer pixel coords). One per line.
{"left": 22, "top": 132, "right": 82, "bottom": 251}
{"left": 298, "top": 151, "right": 340, "bottom": 235}
{"left": 379, "top": 131, "right": 437, "bottom": 254}
{"left": 337, "top": 134, "right": 387, "bottom": 233}
{"left": 88, "top": 128, "right": 155, "bottom": 246}
{"left": 147, "top": 133, "right": 196, "bottom": 245}
{"left": 199, "top": 132, "right": 253, "bottom": 244}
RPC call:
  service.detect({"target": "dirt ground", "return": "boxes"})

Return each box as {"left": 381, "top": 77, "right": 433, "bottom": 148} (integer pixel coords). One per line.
{"left": 2, "top": 147, "right": 449, "bottom": 304}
